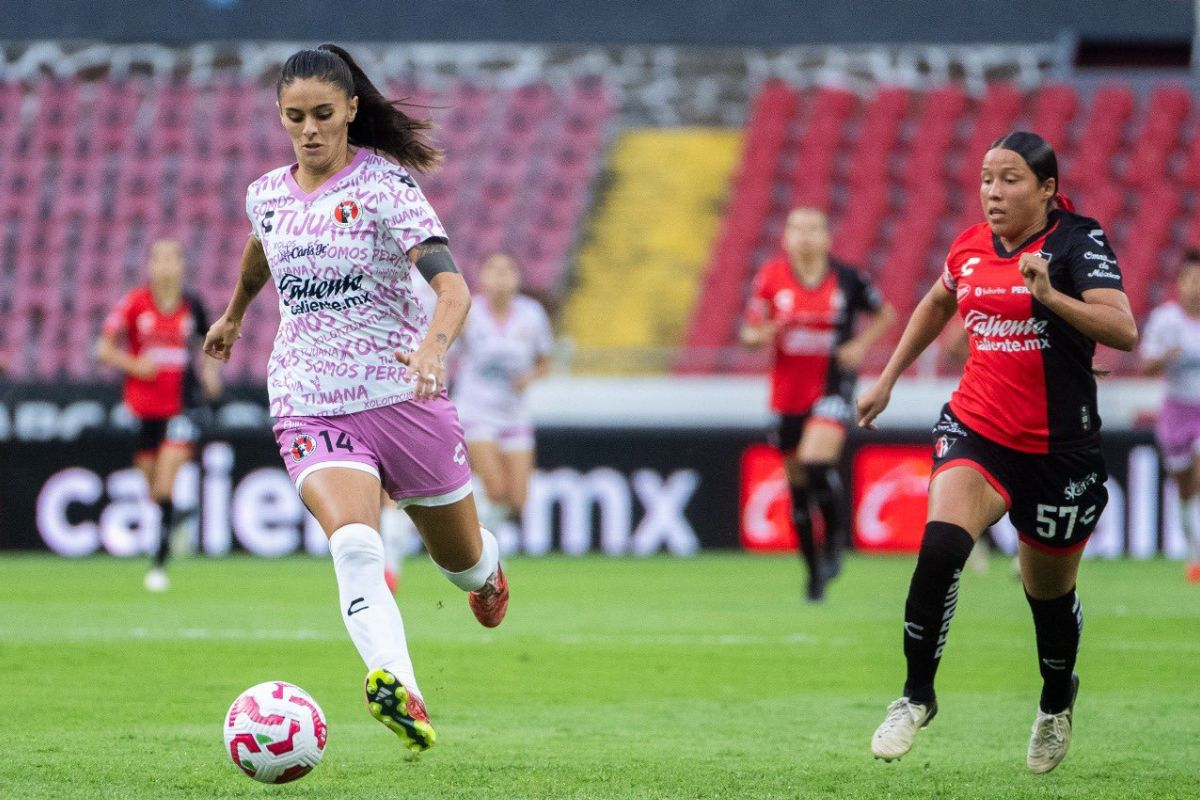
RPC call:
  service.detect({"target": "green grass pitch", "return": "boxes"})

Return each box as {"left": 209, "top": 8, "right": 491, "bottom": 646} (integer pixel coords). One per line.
{"left": 1, "top": 552, "right": 1196, "bottom": 799}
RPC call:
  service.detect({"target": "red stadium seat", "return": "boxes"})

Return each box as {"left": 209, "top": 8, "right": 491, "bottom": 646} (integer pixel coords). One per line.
{"left": 1029, "top": 84, "right": 1078, "bottom": 155}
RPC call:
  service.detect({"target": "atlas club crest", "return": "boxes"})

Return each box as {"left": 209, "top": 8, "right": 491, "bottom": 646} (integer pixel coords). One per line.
{"left": 934, "top": 435, "right": 954, "bottom": 458}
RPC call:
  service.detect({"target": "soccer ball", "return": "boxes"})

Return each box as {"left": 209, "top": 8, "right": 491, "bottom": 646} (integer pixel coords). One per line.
{"left": 224, "top": 681, "right": 327, "bottom": 783}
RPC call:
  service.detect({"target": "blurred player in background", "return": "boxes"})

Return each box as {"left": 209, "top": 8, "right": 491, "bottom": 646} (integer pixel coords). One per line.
{"left": 452, "top": 251, "right": 553, "bottom": 541}
{"left": 741, "top": 207, "right": 894, "bottom": 602}
{"left": 204, "top": 43, "right": 506, "bottom": 755}
{"left": 1140, "top": 251, "right": 1200, "bottom": 582}
{"left": 96, "top": 238, "right": 222, "bottom": 593}
{"left": 859, "top": 132, "right": 1137, "bottom": 773}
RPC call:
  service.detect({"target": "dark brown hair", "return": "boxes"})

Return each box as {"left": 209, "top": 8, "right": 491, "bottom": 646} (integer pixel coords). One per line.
{"left": 277, "top": 43, "right": 441, "bottom": 172}
{"left": 990, "top": 131, "right": 1062, "bottom": 210}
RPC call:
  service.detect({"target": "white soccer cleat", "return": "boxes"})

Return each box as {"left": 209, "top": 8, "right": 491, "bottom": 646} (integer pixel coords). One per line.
{"left": 144, "top": 568, "right": 169, "bottom": 593}
{"left": 872, "top": 697, "right": 937, "bottom": 761}
{"left": 1027, "top": 675, "right": 1078, "bottom": 774}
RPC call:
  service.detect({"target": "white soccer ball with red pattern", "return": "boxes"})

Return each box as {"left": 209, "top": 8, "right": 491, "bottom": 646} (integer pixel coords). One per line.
{"left": 224, "top": 681, "right": 327, "bottom": 783}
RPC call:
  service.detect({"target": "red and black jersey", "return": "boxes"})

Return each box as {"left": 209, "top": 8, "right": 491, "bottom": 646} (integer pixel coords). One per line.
{"left": 746, "top": 257, "right": 885, "bottom": 414}
{"left": 102, "top": 288, "right": 209, "bottom": 420}
{"left": 942, "top": 209, "right": 1125, "bottom": 453}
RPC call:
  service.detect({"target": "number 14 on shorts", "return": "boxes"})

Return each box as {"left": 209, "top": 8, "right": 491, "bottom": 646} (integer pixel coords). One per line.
{"left": 1034, "top": 503, "right": 1097, "bottom": 541}
{"left": 318, "top": 431, "right": 355, "bottom": 453}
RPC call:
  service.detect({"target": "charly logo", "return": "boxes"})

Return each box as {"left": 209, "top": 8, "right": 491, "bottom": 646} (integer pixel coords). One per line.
{"left": 453, "top": 442, "right": 467, "bottom": 465}
{"left": 960, "top": 257, "right": 981, "bottom": 276}
{"left": 1064, "top": 472, "right": 1099, "bottom": 501}
{"left": 332, "top": 198, "right": 361, "bottom": 227}
{"left": 290, "top": 434, "right": 316, "bottom": 462}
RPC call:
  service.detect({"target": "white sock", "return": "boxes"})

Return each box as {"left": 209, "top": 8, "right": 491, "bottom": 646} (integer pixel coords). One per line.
{"left": 328, "top": 523, "right": 420, "bottom": 695}
{"left": 1183, "top": 496, "right": 1199, "bottom": 562}
{"left": 379, "top": 505, "right": 408, "bottom": 578}
{"left": 435, "top": 526, "right": 499, "bottom": 591}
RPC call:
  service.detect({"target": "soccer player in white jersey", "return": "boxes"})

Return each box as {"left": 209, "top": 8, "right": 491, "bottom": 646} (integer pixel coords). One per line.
{"left": 203, "top": 43, "right": 507, "bottom": 754}
{"left": 1141, "top": 251, "right": 1200, "bottom": 582}
{"left": 452, "top": 252, "right": 553, "bottom": 538}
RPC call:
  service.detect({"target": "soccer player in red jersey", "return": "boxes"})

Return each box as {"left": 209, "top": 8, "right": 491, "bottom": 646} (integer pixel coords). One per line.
{"left": 97, "top": 239, "right": 222, "bottom": 592}
{"left": 858, "top": 132, "right": 1138, "bottom": 772}
{"left": 742, "top": 207, "right": 895, "bottom": 602}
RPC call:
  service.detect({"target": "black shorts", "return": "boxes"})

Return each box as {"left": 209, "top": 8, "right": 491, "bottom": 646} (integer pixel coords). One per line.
{"left": 930, "top": 404, "right": 1108, "bottom": 553}
{"left": 135, "top": 409, "right": 207, "bottom": 456}
{"left": 771, "top": 394, "right": 853, "bottom": 453}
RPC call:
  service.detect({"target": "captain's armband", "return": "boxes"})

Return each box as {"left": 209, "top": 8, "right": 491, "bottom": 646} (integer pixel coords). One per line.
{"left": 411, "top": 239, "right": 459, "bottom": 283}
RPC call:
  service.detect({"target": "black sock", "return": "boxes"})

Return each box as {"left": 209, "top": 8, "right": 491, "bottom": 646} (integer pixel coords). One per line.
{"left": 805, "top": 464, "right": 845, "bottom": 558}
{"left": 789, "top": 483, "right": 820, "bottom": 582}
{"left": 902, "top": 521, "right": 975, "bottom": 704}
{"left": 1026, "top": 588, "right": 1082, "bottom": 713}
{"left": 154, "top": 499, "right": 174, "bottom": 568}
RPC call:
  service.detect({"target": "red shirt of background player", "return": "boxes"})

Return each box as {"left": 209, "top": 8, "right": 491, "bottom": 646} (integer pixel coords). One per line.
{"left": 746, "top": 256, "right": 885, "bottom": 416}
{"left": 102, "top": 287, "right": 200, "bottom": 420}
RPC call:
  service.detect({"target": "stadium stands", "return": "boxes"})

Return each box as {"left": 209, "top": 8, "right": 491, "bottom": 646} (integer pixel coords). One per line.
{"left": 561, "top": 128, "right": 741, "bottom": 372}
{"left": 0, "top": 75, "right": 611, "bottom": 382}
{"left": 684, "top": 79, "right": 1196, "bottom": 375}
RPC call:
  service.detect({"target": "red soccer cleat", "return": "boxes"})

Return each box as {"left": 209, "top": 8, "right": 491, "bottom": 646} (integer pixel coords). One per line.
{"left": 384, "top": 569, "right": 398, "bottom": 594}
{"left": 468, "top": 566, "right": 509, "bottom": 628}
{"left": 1187, "top": 562, "right": 1200, "bottom": 584}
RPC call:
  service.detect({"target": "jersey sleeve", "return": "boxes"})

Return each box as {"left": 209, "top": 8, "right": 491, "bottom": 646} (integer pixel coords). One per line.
{"left": 245, "top": 186, "right": 263, "bottom": 241}
{"left": 1139, "top": 306, "right": 1174, "bottom": 360}
{"left": 940, "top": 260, "right": 958, "bottom": 292}
{"left": 848, "top": 268, "right": 885, "bottom": 313}
{"left": 102, "top": 291, "right": 135, "bottom": 337}
{"left": 744, "top": 266, "right": 773, "bottom": 325}
{"left": 187, "top": 294, "right": 210, "bottom": 342}
{"left": 378, "top": 169, "right": 449, "bottom": 253}
{"left": 1064, "top": 221, "right": 1124, "bottom": 293}
{"left": 940, "top": 226, "right": 978, "bottom": 293}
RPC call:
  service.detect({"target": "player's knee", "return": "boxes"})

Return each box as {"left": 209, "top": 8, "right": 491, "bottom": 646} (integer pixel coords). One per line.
{"left": 784, "top": 459, "right": 807, "bottom": 488}
{"left": 917, "top": 521, "right": 976, "bottom": 567}
{"left": 803, "top": 463, "right": 842, "bottom": 504}
{"left": 480, "top": 475, "right": 510, "bottom": 504}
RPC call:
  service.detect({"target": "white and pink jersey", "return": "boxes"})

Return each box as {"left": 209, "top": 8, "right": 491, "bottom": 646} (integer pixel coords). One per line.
{"left": 246, "top": 150, "right": 446, "bottom": 417}
{"left": 452, "top": 295, "right": 553, "bottom": 424}
{"left": 1142, "top": 301, "right": 1200, "bottom": 404}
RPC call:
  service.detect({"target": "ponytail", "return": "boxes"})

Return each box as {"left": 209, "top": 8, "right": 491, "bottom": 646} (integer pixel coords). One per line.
{"left": 277, "top": 44, "right": 441, "bottom": 172}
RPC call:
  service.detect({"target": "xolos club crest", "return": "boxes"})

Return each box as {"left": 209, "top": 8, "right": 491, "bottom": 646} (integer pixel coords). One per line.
{"left": 332, "top": 197, "right": 361, "bottom": 227}
{"left": 291, "top": 434, "right": 317, "bottom": 461}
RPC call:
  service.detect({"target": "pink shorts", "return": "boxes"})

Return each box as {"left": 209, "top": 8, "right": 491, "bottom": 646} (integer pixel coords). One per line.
{"left": 461, "top": 417, "right": 535, "bottom": 452}
{"left": 273, "top": 395, "right": 472, "bottom": 508}
{"left": 1155, "top": 398, "right": 1200, "bottom": 473}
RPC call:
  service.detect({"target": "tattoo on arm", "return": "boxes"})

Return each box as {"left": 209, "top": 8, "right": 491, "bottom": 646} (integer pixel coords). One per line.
{"left": 240, "top": 258, "right": 271, "bottom": 296}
